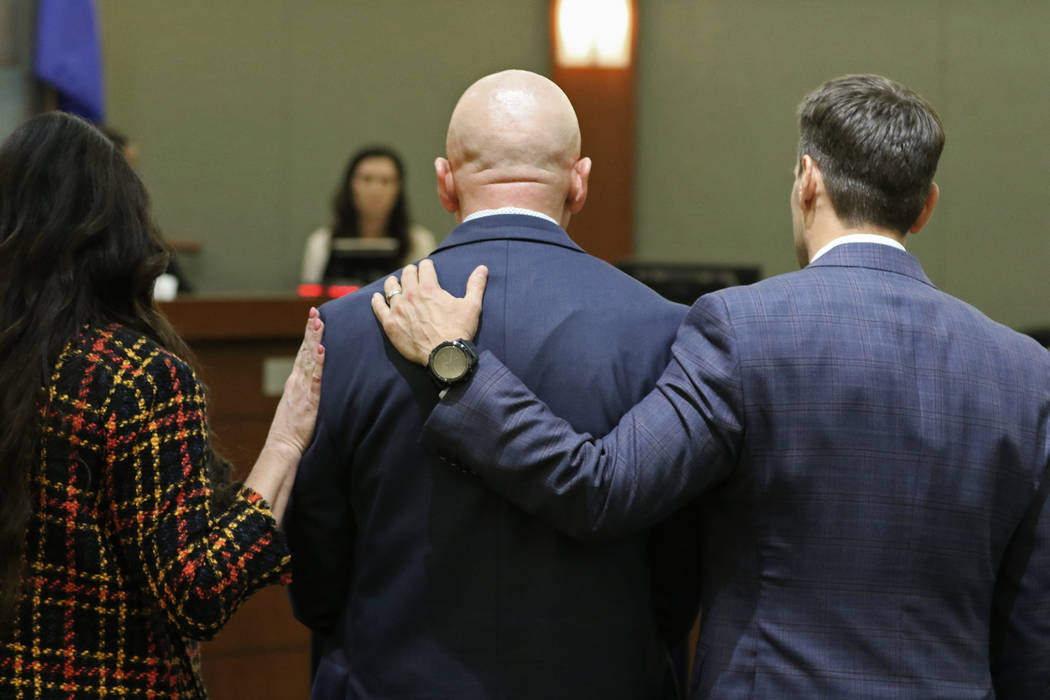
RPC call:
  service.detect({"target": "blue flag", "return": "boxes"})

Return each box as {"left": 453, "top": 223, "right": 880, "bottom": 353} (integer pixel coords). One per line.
{"left": 34, "top": 0, "right": 105, "bottom": 122}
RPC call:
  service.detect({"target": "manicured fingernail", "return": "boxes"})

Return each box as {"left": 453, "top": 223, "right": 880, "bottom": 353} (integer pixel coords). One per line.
{"left": 314, "top": 319, "right": 321, "bottom": 330}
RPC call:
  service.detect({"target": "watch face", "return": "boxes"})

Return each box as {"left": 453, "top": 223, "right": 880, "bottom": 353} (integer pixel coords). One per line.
{"left": 432, "top": 344, "right": 469, "bottom": 381}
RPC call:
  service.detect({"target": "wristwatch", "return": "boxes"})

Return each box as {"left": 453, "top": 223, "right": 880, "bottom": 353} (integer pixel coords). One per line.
{"left": 427, "top": 339, "right": 479, "bottom": 388}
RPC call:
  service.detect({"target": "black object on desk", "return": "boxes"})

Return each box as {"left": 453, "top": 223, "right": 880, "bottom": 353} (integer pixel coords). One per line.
{"left": 617, "top": 261, "right": 761, "bottom": 305}
{"left": 323, "top": 237, "right": 400, "bottom": 287}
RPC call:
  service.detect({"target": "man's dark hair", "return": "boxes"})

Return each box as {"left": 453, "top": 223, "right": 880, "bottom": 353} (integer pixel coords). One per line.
{"left": 797, "top": 74, "right": 944, "bottom": 234}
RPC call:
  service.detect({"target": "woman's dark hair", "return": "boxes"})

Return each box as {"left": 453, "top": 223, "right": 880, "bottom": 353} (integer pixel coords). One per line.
{"left": 0, "top": 112, "right": 233, "bottom": 632}
{"left": 97, "top": 124, "right": 129, "bottom": 151}
{"left": 797, "top": 74, "right": 944, "bottom": 234}
{"left": 330, "top": 146, "right": 410, "bottom": 259}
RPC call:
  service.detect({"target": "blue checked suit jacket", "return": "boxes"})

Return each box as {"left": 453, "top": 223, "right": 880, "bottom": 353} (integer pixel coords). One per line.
{"left": 287, "top": 214, "right": 700, "bottom": 699}
{"left": 423, "top": 243, "right": 1050, "bottom": 699}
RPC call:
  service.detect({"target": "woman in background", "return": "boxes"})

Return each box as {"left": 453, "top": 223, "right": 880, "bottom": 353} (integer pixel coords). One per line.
{"left": 301, "top": 145, "right": 435, "bottom": 284}
{"left": 0, "top": 112, "right": 324, "bottom": 698}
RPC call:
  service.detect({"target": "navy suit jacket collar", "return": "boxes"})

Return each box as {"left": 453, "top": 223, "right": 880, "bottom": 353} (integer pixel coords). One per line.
{"left": 433, "top": 214, "right": 585, "bottom": 255}
{"left": 807, "top": 242, "right": 936, "bottom": 289}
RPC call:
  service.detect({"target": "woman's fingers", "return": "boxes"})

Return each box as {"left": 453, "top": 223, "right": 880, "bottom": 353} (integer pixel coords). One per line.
{"left": 270, "top": 309, "right": 326, "bottom": 453}
{"left": 295, "top": 307, "right": 324, "bottom": 380}
{"left": 296, "top": 307, "right": 324, "bottom": 390}
{"left": 313, "top": 344, "right": 325, "bottom": 381}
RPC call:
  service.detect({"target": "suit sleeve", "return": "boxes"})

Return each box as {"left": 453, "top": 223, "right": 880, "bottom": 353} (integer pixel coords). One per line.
{"left": 421, "top": 293, "right": 744, "bottom": 542}
{"left": 990, "top": 459, "right": 1050, "bottom": 698}
{"left": 286, "top": 417, "right": 355, "bottom": 633}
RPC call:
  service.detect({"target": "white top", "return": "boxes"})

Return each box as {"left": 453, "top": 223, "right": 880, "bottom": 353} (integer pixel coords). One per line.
{"left": 462, "top": 207, "right": 558, "bottom": 225}
{"left": 809, "top": 233, "right": 906, "bottom": 264}
{"left": 300, "top": 223, "right": 437, "bottom": 284}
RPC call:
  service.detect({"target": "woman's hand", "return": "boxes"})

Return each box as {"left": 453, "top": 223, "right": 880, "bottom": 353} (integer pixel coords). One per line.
{"left": 266, "top": 307, "right": 326, "bottom": 456}
{"left": 245, "top": 308, "right": 325, "bottom": 523}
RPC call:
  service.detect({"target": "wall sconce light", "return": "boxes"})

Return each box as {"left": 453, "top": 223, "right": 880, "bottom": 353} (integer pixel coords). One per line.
{"left": 554, "top": 0, "right": 633, "bottom": 69}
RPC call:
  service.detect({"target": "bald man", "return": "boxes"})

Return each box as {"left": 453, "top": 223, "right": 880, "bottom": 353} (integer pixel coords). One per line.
{"left": 286, "top": 71, "right": 699, "bottom": 699}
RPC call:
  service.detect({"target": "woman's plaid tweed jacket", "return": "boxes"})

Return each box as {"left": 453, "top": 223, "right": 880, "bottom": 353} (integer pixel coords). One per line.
{"left": 1, "top": 325, "right": 291, "bottom": 698}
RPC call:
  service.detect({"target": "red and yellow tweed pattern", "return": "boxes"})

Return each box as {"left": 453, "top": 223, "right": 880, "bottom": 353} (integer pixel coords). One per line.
{"left": 0, "top": 325, "right": 291, "bottom": 699}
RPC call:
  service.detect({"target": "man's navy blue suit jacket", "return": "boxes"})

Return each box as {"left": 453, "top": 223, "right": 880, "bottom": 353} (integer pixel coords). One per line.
{"left": 287, "top": 214, "right": 699, "bottom": 699}
{"left": 423, "top": 243, "right": 1050, "bottom": 699}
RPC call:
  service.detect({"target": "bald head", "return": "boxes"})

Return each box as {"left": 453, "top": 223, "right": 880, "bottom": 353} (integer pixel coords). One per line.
{"left": 436, "top": 70, "right": 591, "bottom": 225}
{"left": 448, "top": 70, "right": 580, "bottom": 172}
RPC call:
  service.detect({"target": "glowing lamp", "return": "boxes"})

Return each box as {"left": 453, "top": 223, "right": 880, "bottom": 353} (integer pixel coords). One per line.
{"left": 554, "top": 0, "right": 633, "bottom": 69}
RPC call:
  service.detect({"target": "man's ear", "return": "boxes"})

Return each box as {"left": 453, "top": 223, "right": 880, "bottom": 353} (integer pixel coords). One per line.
{"left": 435, "top": 157, "right": 458, "bottom": 214}
{"left": 798, "top": 155, "right": 820, "bottom": 214}
{"left": 908, "top": 182, "right": 940, "bottom": 234}
{"left": 568, "top": 156, "right": 592, "bottom": 214}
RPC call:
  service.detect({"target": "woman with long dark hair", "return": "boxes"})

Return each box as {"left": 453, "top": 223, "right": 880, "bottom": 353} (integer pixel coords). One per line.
{"left": 0, "top": 112, "right": 324, "bottom": 697}
{"left": 300, "top": 145, "right": 435, "bottom": 284}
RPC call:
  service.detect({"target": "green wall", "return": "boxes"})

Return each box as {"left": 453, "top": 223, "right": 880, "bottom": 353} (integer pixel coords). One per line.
{"left": 98, "top": 0, "right": 549, "bottom": 293}
{"left": 1, "top": 0, "right": 35, "bottom": 137}
{"left": 99, "top": 1, "right": 1049, "bottom": 331}
{"left": 635, "top": 0, "right": 1050, "bottom": 331}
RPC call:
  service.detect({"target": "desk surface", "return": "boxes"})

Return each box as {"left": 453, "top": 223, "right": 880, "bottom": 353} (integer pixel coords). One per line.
{"left": 159, "top": 295, "right": 327, "bottom": 340}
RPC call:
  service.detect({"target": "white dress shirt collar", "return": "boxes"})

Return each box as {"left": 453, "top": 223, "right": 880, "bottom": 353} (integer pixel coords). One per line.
{"left": 462, "top": 207, "right": 558, "bottom": 225}
{"left": 809, "top": 233, "right": 906, "bottom": 264}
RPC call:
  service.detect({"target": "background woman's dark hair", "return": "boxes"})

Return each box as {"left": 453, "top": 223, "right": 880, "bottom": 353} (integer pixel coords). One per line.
{"left": 330, "top": 145, "right": 410, "bottom": 259}
{"left": 0, "top": 112, "right": 233, "bottom": 632}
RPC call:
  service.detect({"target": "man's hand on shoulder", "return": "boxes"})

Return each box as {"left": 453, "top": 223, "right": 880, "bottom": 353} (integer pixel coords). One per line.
{"left": 371, "top": 259, "right": 488, "bottom": 366}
